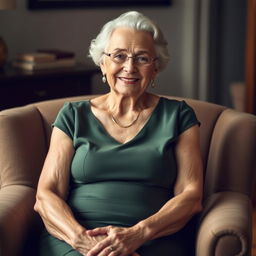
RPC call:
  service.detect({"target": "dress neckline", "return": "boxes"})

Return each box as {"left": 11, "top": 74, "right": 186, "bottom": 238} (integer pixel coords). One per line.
{"left": 88, "top": 97, "right": 163, "bottom": 146}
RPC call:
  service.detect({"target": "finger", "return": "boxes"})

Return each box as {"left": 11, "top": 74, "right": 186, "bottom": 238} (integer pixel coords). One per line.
{"left": 98, "top": 246, "right": 117, "bottom": 256}
{"left": 86, "top": 239, "right": 111, "bottom": 256}
{"left": 76, "top": 248, "right": 89, "bottom": 256}
{"left": 93, "top": 234, "right": 108, "bottom": 242}
{"left": 86, "top": 227, "right": 109, "bottom": 236}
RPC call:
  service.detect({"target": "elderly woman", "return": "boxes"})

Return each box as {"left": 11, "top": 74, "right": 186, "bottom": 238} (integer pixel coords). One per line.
{"left": 35, "top": 11, "right": 203, "bottom": 256}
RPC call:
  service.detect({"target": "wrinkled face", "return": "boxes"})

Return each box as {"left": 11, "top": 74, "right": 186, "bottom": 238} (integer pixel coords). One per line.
{"left": 100, "top": 27, "right": 158, "bottom": 97}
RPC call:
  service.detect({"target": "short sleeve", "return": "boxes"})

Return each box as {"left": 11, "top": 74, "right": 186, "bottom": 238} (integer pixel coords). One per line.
{"left": 178, "top": 100, "right": 200, "bottom": 135}
{"left": 52, "top": 102, "right": 74, "bottom": 139}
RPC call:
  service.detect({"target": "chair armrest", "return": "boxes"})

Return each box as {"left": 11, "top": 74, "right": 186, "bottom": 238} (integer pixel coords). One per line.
{"left": 196, "top": 191, "right": 252, "bottom": 256}
{"left": 0, "top": 185, "right": 36, "bottom": 256}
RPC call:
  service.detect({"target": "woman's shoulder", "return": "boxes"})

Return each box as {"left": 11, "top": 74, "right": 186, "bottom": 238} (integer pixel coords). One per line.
{"left": 160, "top": 97, "right": 200, "bottom": 132}
{"left": 160, "top": 97, "right": 197, "bottom": 117}
{"left": 160, "top": 96, "right": 188, "bottom": 109}
{"left": 61, "top": 100, "right": 90, "bottom": 111}
{"left": 56, "top": 100, "right": 91, "bottom": 120}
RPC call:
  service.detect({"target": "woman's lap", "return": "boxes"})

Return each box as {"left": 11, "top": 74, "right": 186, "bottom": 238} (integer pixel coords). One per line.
{"left": 39, "top": 231, "right": 194, "bottom": 256}
{"left": 38, "top": 217, "right": 197, "bottom": 256}
{"left": 39, "top": 230, "right": 81, "bottom": 256}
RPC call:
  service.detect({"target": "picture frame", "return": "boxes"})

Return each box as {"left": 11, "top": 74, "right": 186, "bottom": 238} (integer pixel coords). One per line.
{"left": 28, "top": 0, "right": 171, "bottom": 9}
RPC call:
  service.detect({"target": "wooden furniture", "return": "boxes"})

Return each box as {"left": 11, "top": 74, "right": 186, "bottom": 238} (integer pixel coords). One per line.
{"left": 0, "top": 63, "right": 99, "bottom": 110}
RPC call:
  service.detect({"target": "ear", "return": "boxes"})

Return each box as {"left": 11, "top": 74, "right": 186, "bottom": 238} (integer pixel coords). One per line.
{"left": 100, "top": 60, "right": 106, "bottom": 76}
{"left": 152, "top": 68, "right": 158, "bottom": 80}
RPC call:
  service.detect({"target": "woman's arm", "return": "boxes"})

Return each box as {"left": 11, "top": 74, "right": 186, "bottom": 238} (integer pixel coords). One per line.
{"left": 137, "top": 124, "right": 203, "bottom": 240}
{"left": 34, "top": 127, "right": 105, "bottom": 254}
{"left": 86, "top": 125, "right": 203, "bottom": 256}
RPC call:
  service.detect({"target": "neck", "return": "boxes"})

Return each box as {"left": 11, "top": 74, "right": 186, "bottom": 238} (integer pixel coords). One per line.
{"left": 106, "top": 92, "right": 148, "bottom": 115}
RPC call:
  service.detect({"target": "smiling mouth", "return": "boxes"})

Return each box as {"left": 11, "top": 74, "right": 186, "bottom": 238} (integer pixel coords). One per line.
{"left": 118, "top": 77, "right": 140, "bottom": 83}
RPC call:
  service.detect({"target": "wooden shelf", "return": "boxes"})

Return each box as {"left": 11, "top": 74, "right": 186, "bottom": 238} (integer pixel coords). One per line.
{"left": 0, "top": 63, "right": 100, "bottom": 110}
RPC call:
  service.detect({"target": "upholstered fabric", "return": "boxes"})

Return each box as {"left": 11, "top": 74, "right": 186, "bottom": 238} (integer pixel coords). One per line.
{"left": 0, "top": 95, "right": 255, "bottom": 256}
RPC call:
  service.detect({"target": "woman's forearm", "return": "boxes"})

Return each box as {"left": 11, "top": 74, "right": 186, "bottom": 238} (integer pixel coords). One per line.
{"left": 34, "top": 190, "right": 85, "bottom": 247}
{"left": 135, "top": 189, "right": 202, "bottom": 241}
{"left": 135, "top": 125, "right": 203, "bottom": 241}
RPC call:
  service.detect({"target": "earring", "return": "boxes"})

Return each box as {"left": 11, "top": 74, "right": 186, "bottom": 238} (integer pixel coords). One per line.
{"left": 150, "top": 80, "right": 155, "bottom": 88}
{"left": 102, "top": 74, "right": 107, "bottom": 83}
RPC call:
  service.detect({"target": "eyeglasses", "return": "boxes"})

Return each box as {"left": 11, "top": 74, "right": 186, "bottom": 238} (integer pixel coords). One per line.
{"left": 103, "top": 52, "right": 157, "bottom": 66}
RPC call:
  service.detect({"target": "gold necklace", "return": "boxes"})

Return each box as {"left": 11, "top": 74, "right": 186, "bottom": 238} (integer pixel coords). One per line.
{"left": 110, "top": 111, "right": 141, "bottom": 128}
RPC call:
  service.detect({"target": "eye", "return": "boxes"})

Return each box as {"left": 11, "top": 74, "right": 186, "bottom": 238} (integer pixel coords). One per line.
{"left": 136, "top": 55, "right": 150, "bottom": 64}
{"left": 113, "top": 53, "right": 127, "bottom": 62}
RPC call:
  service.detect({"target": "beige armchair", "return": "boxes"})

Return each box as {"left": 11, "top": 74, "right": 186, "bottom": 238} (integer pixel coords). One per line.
{"left": 0, "top": 95, "right": 255, "bottom": 256}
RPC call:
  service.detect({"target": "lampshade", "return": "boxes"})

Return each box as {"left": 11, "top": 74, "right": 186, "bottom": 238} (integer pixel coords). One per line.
{"left": 0, "top": 0, "right": 16, "bottom": 9}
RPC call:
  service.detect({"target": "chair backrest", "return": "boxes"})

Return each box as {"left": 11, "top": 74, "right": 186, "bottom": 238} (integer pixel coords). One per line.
{"left": 0, "top": 95, "right": 255, "bottom": 201}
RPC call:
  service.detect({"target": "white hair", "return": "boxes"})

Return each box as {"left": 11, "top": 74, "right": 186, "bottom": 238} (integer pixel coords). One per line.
{"left": 88, "top": 11, "right": 170, "bottom": 72}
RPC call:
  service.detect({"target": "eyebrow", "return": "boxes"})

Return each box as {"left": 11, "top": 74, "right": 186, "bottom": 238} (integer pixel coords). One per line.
{"left": 111, "top": 48, "right": 150, "bottom": 55}
{"left": 112, "top": 48, "right": 126, "bottom": 52}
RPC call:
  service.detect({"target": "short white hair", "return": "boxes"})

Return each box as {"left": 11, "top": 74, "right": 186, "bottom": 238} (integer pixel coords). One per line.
{"left": 88, "top": 11, "right": 170, "bottom": 72}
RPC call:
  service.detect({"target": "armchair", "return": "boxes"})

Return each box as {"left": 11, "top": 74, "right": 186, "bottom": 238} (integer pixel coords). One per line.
{"left": 0, "top": 95, "right": 255, "bottom": 256}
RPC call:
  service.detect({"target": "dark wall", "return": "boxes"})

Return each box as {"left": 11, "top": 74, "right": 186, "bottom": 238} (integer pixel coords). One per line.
{"left": 209, "top": 0, "right": 246, "bottom": 107}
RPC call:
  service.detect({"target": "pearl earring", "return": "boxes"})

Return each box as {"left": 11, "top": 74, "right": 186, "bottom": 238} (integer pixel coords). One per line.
{"left": 102, "top": 74, "right": 107, "bottom": 83}
{"left": 150, "top": 80, "right": 155, "bottom": 88}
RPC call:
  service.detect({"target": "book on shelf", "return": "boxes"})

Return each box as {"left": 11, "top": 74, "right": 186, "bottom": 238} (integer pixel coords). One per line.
{"left": 13, "top": 49, "right": 76, "bottom": 71}
{"left": 15, "top": 53, "right": 56, "bottom": 63}
{"left": 13, "top": 58, "right": 76, "bottom": 71}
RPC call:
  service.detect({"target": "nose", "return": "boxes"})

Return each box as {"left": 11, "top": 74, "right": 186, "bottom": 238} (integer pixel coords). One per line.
{"left": 123, "top": 57, "right": 137, "bottom": 73}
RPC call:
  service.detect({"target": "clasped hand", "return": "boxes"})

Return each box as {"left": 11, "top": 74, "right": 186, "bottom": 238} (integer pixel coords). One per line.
{"left": 85, "top": 225, "right": 143, "bottom": 256}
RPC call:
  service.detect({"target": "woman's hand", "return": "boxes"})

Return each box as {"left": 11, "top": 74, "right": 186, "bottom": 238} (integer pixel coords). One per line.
{"left": 86, "top": 225, "right": 144, "bottom": 256}
{"left": 72, "top": 229, "right": 107, "bottom": 256}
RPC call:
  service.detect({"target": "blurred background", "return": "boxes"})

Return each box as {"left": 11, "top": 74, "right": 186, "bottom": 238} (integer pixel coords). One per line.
{"left": 0, "top": 0, "right": 247, "bottom": 108}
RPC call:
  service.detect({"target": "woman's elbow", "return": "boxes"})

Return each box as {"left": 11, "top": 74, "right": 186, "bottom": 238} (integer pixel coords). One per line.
{"left": 34, "top": 201, "right": 39, "bottom": 213}
{"left": 34, "top": 188, "right": 49, "bottom": 214}
{"left": 193, "top": 194, "right": 203, "bottom": 215}
{"left": 34, "top": 192, "right": 42, "bottom": 213}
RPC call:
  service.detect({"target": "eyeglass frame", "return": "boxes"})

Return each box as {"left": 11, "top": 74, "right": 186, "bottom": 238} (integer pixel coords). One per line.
{"left": 103, "top": 52, "right": 158, "bottom": 66}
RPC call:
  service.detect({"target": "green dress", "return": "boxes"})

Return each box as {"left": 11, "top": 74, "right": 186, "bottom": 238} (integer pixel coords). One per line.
{"left": 39, "top": 97, "right": 200, "bottom": 256}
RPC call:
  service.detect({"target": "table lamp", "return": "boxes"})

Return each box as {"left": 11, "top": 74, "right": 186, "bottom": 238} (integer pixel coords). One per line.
{"left": 0, "top": 0, "right": 16, "bottom": 69}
